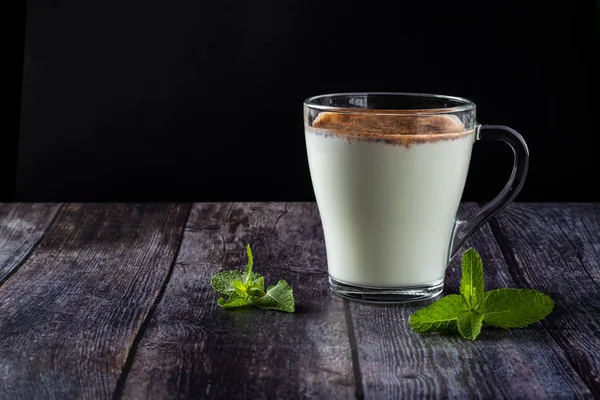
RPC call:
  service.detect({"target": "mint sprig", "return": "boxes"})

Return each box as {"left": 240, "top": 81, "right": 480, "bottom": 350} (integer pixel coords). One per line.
{"left": 211, "top": 244, "right": 295, "bottom": 313}
{"left": 409, "top": 248, "right": 554, "bottom": 340}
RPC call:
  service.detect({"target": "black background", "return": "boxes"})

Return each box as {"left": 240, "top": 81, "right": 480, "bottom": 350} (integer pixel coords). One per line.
{"left": 9, "top": 0, "right": 600, "bottom": 202}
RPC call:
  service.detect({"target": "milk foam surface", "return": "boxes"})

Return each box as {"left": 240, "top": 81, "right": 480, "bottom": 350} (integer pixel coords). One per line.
{"left": 306, "top": 113, "right": 474, "bottom": 287}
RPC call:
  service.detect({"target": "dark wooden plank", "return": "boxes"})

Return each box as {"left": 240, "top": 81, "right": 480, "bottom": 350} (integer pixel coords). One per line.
{"left": 540, "top": 203, "right": 600, "bottom": 287}
{"left": 0, "top": 203, "right": 62, "bottom": 284}
{"left": 123, "top": 203, "right": 356, "bottom": 399}
{"left": 0, "top": 203, "right": 191, "bottom": 400}
{"left": 349, "top": 203, "right": 592, "bottom": 399}
{"left": 490, "top": 203, "right": 600, "bottom": 397}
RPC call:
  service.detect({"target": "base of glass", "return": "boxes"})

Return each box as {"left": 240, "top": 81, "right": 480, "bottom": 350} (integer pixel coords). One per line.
{"left": 329, "top": 276, "right": 444, "bottom": 303}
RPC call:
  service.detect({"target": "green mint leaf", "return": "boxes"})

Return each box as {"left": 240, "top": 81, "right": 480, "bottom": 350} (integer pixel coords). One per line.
{"left": 251, "top": 280, "right": 295, "bottom": 313}
{"left": 477, "top": 288, "right": 554, "bottom": 329}
{"left": 457, "top": 310, "right": 484, "bottom": 340}
{"left": 243, "top": 244, "right": 254, "bottom": 285}
{"left": 211, "top": 244, "right": 295, "bottom": 313}
{"left": 217, "top": 292, "right": 251, "bottom": 308}
{"left": 232, "top": 279, "right": 247, "bottom": 295}
{"left": 247, "top": 276, "right": 265, "bottom": 297}
{"left": 408, "top": 294, "right": 469, "bottom": 334}
{"left": 460, "top": 248, "right": 485, "bottom": 308}
{"left": 216, "top": 279, "right": 251, "bottom": 309}
{"left": 409, "top": 248, "right": 554, "bottom": 341}
{"left": 211, "top": 271, "right": 243, "bottom": 295}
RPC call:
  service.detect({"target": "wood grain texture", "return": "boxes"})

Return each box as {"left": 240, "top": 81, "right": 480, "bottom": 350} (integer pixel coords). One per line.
{"left": 349, "top": 203, "right": 593, "bottom": 399}
{"left": 540, "top": 203, "right": 600, "bottom": 287}
{"left": 0, "top": 203, "right": 61, "bottom": 284}
{"left": 1, "top": 202, "right": 597, "bottom": 399}
{"left": 122, "top": 203, "right": 356, "bottom": 399}
{"left": 0, "top": 203, "right": 191, "bottom": 400}
{"left": 490, "top": 203, "right": 600, "bottom": 398}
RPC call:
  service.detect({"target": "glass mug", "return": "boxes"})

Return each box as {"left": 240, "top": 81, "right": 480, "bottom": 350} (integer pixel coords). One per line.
{"left": 303, "top": 93, "right": 528, "bottom": 302}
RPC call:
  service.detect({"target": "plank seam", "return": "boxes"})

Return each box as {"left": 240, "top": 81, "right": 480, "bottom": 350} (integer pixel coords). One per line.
{"left": 343, "top": 299, "right": 365, "bottom": 400}
{"left": 0, "top": 203, "right": 64, "bottom": 287}
{"left": 112, "top": 203, "right": 193, "bottom": 400}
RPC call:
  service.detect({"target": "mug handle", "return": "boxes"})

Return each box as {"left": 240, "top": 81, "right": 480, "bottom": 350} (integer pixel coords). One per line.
{"left": 450, "top": 124, "right": 529, "bottom": 257}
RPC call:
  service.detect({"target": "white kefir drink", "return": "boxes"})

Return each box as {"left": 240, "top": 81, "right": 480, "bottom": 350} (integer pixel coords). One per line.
{"left": 305, "top": 112, "right": 474, "bottom": 288}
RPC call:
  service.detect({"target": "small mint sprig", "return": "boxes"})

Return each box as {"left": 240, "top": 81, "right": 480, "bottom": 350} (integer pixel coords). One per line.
{"left": 409, "top": 248, "right": 554, "bottom": 340}
{"left": 211, "top": 244, "right": 295, "bottom": 313}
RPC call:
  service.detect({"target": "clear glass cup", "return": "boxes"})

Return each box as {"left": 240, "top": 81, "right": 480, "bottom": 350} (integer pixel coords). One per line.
{"left": 303, "top": 93, "right": 528, "bottom": 303}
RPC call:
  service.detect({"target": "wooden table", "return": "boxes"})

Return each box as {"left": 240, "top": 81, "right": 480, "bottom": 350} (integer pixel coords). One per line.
{"left": 0, "top": 203, "right": 598, "bottom": 399}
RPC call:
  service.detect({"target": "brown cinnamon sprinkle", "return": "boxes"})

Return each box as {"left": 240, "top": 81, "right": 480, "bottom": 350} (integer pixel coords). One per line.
{"left": 308, "top": 112, "right": 475, "bottom": 147}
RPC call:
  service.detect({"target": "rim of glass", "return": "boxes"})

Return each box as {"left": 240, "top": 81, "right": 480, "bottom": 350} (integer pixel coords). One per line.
{"left": 303, "top": 92, "right": 476, "bottom": 115}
